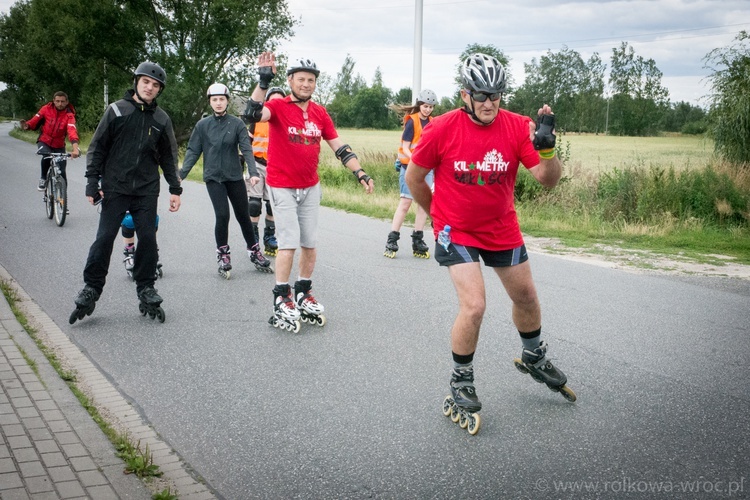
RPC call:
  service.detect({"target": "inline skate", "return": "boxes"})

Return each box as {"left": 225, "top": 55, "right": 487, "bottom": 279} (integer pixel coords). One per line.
{"left": 442, "top": 367, "right": 482, "bottom": 435}
{"left": 248, "top": 243, "right": 274, "bottom": 273}
{"left": 137, "top": 286, "right": 165, "bottom": 322}
{"left": 513, "top": 341, "right": 576, "bottom": 402}
{"left": 263, "top": 222, "right": 278, "bottom": 257}
{"left": 123, "top": 244, "right": 135, "bottom": 279}
{"left": 294, "top": 279, "right": 326, "bottom": 326}
{"left": 68, "top": 285, "right": 100, "bottom": 324}
{"left": 124, "top": 245, "right": 163, "bottom": 280}
{"left": 411, "top": 230, "right": 430, "bottom": 259}
{"left": 269, "top": 284, "right": 301, "bottom": 333}
{"left": 217, "top": 245, "right": 232, "bottom": 279}
{"left": 383, "top": 231, "right": 400, "bottom": 258}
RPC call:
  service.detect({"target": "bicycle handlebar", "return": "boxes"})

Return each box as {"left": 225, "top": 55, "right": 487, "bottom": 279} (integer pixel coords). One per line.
{"left": 38, "top": 152, "right": 72, "bottom": 158}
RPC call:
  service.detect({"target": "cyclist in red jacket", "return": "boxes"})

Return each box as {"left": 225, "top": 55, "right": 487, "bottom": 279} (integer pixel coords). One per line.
{"left": 21, "top": 91, "right": 81, "bottom": 190}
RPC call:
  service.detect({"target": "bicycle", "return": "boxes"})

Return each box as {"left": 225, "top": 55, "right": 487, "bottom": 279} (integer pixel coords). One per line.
{"left": 41, "top": 152, "right": 71, "bottom": 227}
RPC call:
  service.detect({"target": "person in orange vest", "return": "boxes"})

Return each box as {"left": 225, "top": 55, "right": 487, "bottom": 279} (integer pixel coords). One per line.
{"left": 383, "top": 89, "right": 437, "bottom": 259}
{"left": 246, "top": 86, "right": 286, "bottom": 256}
{"left": 20, "top": 91, "right": 81, "bottom": 190}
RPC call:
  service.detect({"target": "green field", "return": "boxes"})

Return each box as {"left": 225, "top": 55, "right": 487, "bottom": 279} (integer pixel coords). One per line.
{"left": 320, "top": 129, "right": 716, "bottom": 172}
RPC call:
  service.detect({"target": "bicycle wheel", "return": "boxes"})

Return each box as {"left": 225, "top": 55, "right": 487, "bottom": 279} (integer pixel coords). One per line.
{"left": 45, "top": 178, "right": 54, "bottom": 219}
{"left": 53, "top": 176, "right": 67, "bottom": 227}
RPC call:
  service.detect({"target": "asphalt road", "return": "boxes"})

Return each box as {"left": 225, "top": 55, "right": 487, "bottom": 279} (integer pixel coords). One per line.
{"left": 1, "top": 121, "right": 749, "bottom": 499}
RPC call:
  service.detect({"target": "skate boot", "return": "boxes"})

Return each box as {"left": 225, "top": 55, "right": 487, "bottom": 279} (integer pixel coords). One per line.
{"left": 411, "top": 230, "right": 430, "bottom": 259}
{"left": 68, "top": 285, "right": 100, "bottom": 324}
{"left": 248, "top": 243, "right": 274, "bottom": 273}
{"left": 269, "top": 284, "right": 301, "bottom": 333}
{"left": 294, "top": 279, "right": 326, "bottom": 326}
{"left": 383, "top": 231, "right": 400, "bottom": 258}
{"left": 217, "top": 245, "right": 232, "bottom": 279}
{"left": 513, "top": 341, "right": 576, "bottom": 402}
{"left": 442, "top": 367, "right": 481, "bottom": 435}
{"left": 123, "top": 244, "right": 135, "bottom": 280}
{"left": 137, "top": 286, "right": 165, "bottom": 323}
{"left": 263, "top": 223, "right": 278, "bottom": 257}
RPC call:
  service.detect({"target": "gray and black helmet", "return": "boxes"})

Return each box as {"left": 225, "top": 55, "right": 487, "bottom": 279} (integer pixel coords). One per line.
{"left": 417, "top": 89, "right": 438, "bottom": 105}
{"left": 265, "top": 86, "right": 286, "bottom": 101}
{"left": 134, "top": 61, "right": 167, "bottom": 88}
{"left": 460, "top": 53, "right": 506, "bottom": 94}
{"left": 286, "top": 58, "right": 320, "bottom": 78}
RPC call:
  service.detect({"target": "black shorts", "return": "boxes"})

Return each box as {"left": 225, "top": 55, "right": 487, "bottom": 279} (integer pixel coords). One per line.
{"left": 434, "top": 242, "right": 529, "bottom": 267}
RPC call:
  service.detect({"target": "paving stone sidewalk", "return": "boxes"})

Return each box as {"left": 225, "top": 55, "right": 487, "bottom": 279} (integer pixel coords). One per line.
{"left": 0, "top": 290, "right": 153, "bottom": 499}
{"left": 0, "top": 268, "right": 218, "bottom": 499}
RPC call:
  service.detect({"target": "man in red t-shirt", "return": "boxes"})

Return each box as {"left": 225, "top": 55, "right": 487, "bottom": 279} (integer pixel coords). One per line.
{"left": 21, "top": 91, "right": 81, "bottom": 190}
{"left": 407, "top": 53, "right": 574, "bottom": 434}
{"left": 245, "top": 51, "right": 375, "bottom": 331}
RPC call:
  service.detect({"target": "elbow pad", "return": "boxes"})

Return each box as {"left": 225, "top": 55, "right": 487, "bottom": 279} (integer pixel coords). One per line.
{"left": 242, "top": 99, "right": 264, "bottom": 123}
{"left": 335, "top": 144, "right": 358, "bottom": 166}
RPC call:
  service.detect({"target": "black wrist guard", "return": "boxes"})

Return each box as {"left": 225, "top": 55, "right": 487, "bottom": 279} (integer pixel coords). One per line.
{"left": 533, "top": 114, "right": 556, "bottom": 150}
{"left": 242, "top": 99, "right": 264, "bottom": 123}
{"left": 258, "top": 67, "right": 274, "bottom": 90}
{"left": 335, "top": 144, "right": 358, "bottom": 166}
{"left": 353, "top": 168, "right": 371, "bottom": 185}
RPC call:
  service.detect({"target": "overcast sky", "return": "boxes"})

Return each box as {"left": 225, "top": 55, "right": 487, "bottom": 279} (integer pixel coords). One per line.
{"left": 2, "top": 0, "right": 748, "bottom": 107}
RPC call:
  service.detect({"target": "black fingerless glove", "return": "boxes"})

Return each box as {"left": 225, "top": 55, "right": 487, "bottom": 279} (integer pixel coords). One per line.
{"left": 258, "top": 67, "right": 274, "bottom": 90}
{"left": 533, "top": 114, "right": 556, "bottom": 150}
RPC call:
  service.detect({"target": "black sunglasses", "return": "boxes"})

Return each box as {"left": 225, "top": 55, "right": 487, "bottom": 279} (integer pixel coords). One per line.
{"left": 466, "top": 90, "right": 501, "bottom": 102}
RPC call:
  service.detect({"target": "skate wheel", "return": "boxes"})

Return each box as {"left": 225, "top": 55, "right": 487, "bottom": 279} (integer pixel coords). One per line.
{"left": 383, "top": 250, "right": 396, "bottom": 259}
{"left": 459, "top": 411, "right": 469, "bottom": 429}
{"left": 442, "top": 396, "right": 453, "bottom": 417}
{"left": 156, "top": 308, "right": 165, "bottom": 323}
{"left": 300, "top": 315, "right": 309, "bottom": 324}
{"left": 559, "top": 385, "right": 577, "bottom": 402}
{"left": 68, "top": 310, "right": 78, "bottom": 325}
{"left": 148, "top": 310, "right": 156, "bottom": 319}
{"left": 450, "top": 406, "right": 461, "bottom": 423}
{"left": 467, "top": 413, "right": 481, "bottom": 435}
{"left": 292, "top": 320, "right": 301, "bottom": 333}
{"left": 513, "top": 358, "right": 530, "bottom": 374}
{"left": 139, "top": 303, "right": 147, "bottom": 316}
{"left": 269, "top": 316, "right": 278, "bottom": 327}
{"left": 315, "top": 315, "right": 326, "bottom": 327}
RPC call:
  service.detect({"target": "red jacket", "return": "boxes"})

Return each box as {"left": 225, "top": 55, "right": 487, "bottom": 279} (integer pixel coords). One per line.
{"left": 26, "top": 102, "right": 79, "bottom": 149}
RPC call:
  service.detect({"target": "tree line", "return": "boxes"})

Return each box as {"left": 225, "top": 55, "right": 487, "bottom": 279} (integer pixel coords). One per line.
{"left": 0, "top": 0, "right": 747, "bottom": 163}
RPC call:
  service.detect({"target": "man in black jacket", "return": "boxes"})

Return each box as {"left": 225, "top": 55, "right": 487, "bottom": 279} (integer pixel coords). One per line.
{"left": 69, "top": 61, "right": 183, "bottom": 324}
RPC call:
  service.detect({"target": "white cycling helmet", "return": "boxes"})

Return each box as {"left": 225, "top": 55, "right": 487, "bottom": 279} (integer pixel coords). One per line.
{"left": 417, "top": 89, "right": 438, "bottom": 105}
{"left": 206, "top": 83, "right": 230, "bottom": 97}
{"left": 461, "top": 53, "right": 507, "bottom": 94}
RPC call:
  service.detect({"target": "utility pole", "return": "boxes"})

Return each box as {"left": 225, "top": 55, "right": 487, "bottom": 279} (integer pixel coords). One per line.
{"left": 411, "top": 0, "right": 423, "bottom": 103}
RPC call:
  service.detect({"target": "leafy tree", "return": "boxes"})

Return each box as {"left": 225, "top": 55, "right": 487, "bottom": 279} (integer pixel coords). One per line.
{"left": 608, "top": 42, "right": 669, "bottom": 135}
{"left": 327, "top": 54, "right": 367, "bottom": 127}
{"left": 314, "top": 72, "right": 335, "bottom": 107}
{"left": 704, "top": 30, "right": 750, "bottom": 163}
{"left": 661, "top": 101, "right": 707, "bottom": 133}
{"left": 0, "top": 0, "right": 297, "bottom": 140}
{"left": 393, "top": 87, "right": 412, "bottom": 106}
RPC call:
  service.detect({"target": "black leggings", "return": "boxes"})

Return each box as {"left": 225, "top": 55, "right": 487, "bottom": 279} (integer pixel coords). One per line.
{"left": 206, "top": 179, "right": 257, "bottom": 249}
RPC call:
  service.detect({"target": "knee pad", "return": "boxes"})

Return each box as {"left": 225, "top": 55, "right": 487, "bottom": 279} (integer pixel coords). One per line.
{"left": 265, "top": 200, "right": 273, "bottom": 217}
{"left": 248, "top": 197, "right": 263, "bottom": 217}
{"left": 122, "top": 213, "right": 135, "bottom": 230}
